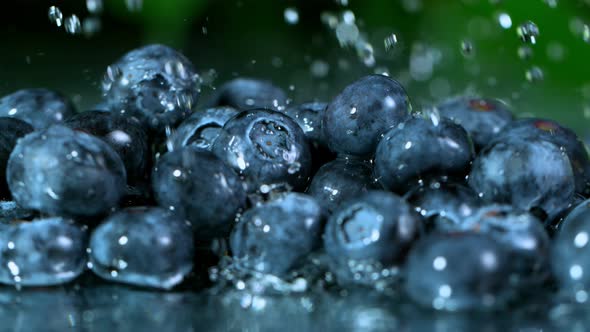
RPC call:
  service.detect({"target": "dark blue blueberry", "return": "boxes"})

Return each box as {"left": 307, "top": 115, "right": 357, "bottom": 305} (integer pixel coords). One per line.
{"left": 404, "top": 182, "right": 483, "bottom": 232}
{"left": 436, "top": 96, "right": 513, "bottom": 150}
{"left": 461, "top": 205, "right": 551, "bottom": 286}
{"left": 170, "top": 106, "right": 240, "bottom": 151}
{"left": 306, "top": 157, "right": 376, "bottom": 214}
{"left": 0, "top": 88, "right": 76, "bottom": 129}
{"left": 102, "top": 44, "right": 200, "bottom": 131}
{"left": 0, "top": 217, "right": 86, "bottom": 286}
{"left": 469, "top": 136, "right": 575, "bottom": 221}
{"left": 551, "top": 199, "right": 590, "bottom": 300}
{"left": 0, "top": 117, "right": 34, "bottom": 199}
{"left": 89, "top": 207, "right": 194, "bottom": 289}
{"left": 65, "top": 110, "right": 150, "bottom": 187}
{"left": 282, "top": 102, "right": 327, "bottom": 144}
{"left": 230, "top": 193, "right": 323, "bottom": 276}
{"left": 152, "top": 147, "right": 246, "bottom": 238}
{"left": 212, "top": 109, "right": 312, "bottom": 192}
{"left": 491, "top": 118, "right": 590, "bottom": 195}
{"left": 321, "top": 75, "right": 412, "bottom": 156}
{"left": 404, "top": 232, "right": 515, "bottom": 311}
{"left": 7, "top": 125, "right": 127, "bottom": 217}
{"left": 209, "top": 78, "right": 288, "bottom": 112}
{"left": 323, "top": 190, "right": 422, "bottom": 286}
{"left": 374, "top": 116, "right": 474, "bottom": 194}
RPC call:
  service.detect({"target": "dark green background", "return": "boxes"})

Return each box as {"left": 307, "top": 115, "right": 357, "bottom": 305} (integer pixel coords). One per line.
{"left": 1, "top": 0, "right": 589, "bottom": 133}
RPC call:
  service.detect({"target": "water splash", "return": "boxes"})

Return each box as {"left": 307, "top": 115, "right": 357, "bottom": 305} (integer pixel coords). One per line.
{"left": 517, "top": 21, "right": 539, "bottom": 44}
{"left": 64, "top": 15, "right": 82, "bottom": 35}
{"left": 48, "top": 6, "right": 63, "bottom": 27}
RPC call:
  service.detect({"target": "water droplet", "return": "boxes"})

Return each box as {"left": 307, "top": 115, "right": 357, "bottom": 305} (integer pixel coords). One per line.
{"left": 118, "top": 236, "right": 128, "bottom": 245}
{"left": 517, "top": 21, "right": 539, "bottom": 44}
{"left": 543, "top": 0, "right": 558, "bottom": 8}
{"left": 284, "top": 7, "right": 299, "bottom": 25}
{"left": 584, "top": 24, "right": 590, "bottom": 44}
{"left": 310, "top": 60, "right": 329, "bottom": 78}
{"left": 86, "top": 0, "right": 103, "bottom": 14}
{"left": 125, "top": 0, "right": 143, "bottom": 12}
{"left": 525, "top": 66, "right": 544, "bottom": 82}
{"left": 65, "top": 15, "right": 82, "bottom": 35}
{"left": 48, "top": 6, "right": 63, "bottom": 27}
{"left": 384, "top": 33, "right": 398, "bottom": 52}
{"left": 517, "top": 45, "right": 534, "bottom": 60}
{"left": 461, "top": 40, "right": 475, "bottom": 57}
{"left": 497, "top": 13, "right": 512, "bottom": 29}
{"left": 83, "top": 17, "right": 102, "bottom": 37}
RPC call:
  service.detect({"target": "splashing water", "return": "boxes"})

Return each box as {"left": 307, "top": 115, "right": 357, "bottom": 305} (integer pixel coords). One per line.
{"left": 322, "top": 10, "right": 377, "bottom": 68}
{"left": 48, "top": 6, "right": 63, "bottom": 27}
{"left": 517, "top": 21, "right": 540, "bottom": 44}
{"left": 64, "top": 15, "right": 82, "bottom": 35}
{"left": 384, "top": 33, "right": 398, "bottom": 52}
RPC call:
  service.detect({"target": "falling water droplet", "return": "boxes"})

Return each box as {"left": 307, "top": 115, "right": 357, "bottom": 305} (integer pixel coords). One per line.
{"left": 284, "top": 7, "right": 299, "bottom": 25}
{"left": 461, "top": 40, "right": 475, "bottom": 57}
{"left": 525, "top": 66, "right": 544, "bottom": 82}
{"left": 384, "top": 33, "right": 398, "bottom": 52}
{"left": 517, "top": 46, "right": 534, "bottom": 60}
{"left": 86, "top": 0, "right": 103, "bottom": 14}
{"left": 125, "top": 0, "right": 143, "bottom": 12}
{"left": 48, "top": 6, "right": 63, "bottom": 27}
{"left": 83, "top": 17, "right": 102, "bottom": 37}
{"left": 583, "top": 24, "right": 590, "bottom": 44}
{"left": 498, "top": 13, "right": 512, "bottom": 29}
{"left": 517, "top": 21, "right": 539, "bottom": 44}
{"left": 65, "top": 15, "right": 82, "bottom": 35}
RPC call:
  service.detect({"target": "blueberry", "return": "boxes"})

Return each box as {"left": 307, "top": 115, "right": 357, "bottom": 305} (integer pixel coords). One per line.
{"left": 404, "top": 182, "right": 483, "bottom": 232}
{"left": 0, "top": 88, "right": 76, "bottom": 129}
{"left": 230, "top": 193, "right": 323, "bottom": 276}
{"left": 102, "top": 44, "right": 200, "bottom": 131}
{"left": 0, "top": 117, "right": 34, "bottom": 198}
{"left": 469, "top": 136, "right": 575, "bottom": 221}
{"left": 551, "top": 199, "right": 590, "bottom": 299}
{"left": 65, "top": 110, "right": 150, "bottom": 187}
{"left": 89, "top": 207, "right": 194, "bottom": 289}
{"left": 436, "top": 96, "right": 513, "bottom": 150}
{"left": 209, "top": 78, "right": 288, "bottom": 112}
{"left": 461, "top": 205, "right": 551, "bottom": 286}
{"left": 306, "top": 157, "right": 376, "bottom": 214}
{"left": 323, "top": 190, "right": 422, "bottom": 286}
{"left": 491, "top": 118, "right": 590, "bottom": 195}
{"left": 322, "top": 75, "right": 412, "bottom": 156}
{"left": 374, "top": 116, "right": 474, "bottom": 194}
{"left": 7, "top": 125, "right": 127, "bottom": 217}
{"left": 211, "top": 109, "right": 312, "bottom": 192}
{"left": 282, "top": 102, "right": 327, "bottom": 144}
{"left": 152, "top": 147, "right": 246, "bottom": 238}
{"left": 170, "top": 106, "right": 240, "bottom": 151}
{"left": 404, "top": 232, "right": 514, "bottom": 311}
{"left": 0, "top": 217, "right": 86, "bottom": 286}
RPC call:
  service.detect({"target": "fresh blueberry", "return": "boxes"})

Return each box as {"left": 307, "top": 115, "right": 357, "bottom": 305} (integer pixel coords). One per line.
{"left": 551, "top": 199, "right": 590, "bottom": 300}
{"left": 209, "top": 78, "right": 288, "bottom": 112}
{"left": 404, "top": 182, "right": 483, "bottom": 232}
{"left": 461, "top": 205, "right": 551, "bottom": 286}
{"left": 0, "top": 88, "right": 76, "bottom": 129}
{"left": 0, "top": 217, "right": 86, "bottom": 286}
{"left": 102, "top": 44, "right": 200, "bottom": 131}
{"left": 436, "top": 96, "right": 513, "bottom": 150}
{"left": 404, "top": 232, "right": 515, "bottom": 311}
{"left": 7, "top": 125, "right": 127, "bottom": 217}
{"left": 170, "top": 106, "right": 240, "bottom": 151}
{"left": 491, "top": 118, "right": 590, "bottom": 195}
{"left": 89, "top": 207, "right": 194, "bottom": 289}
{"left": 211, "top": 109, "right": 312, "bottom": 192}
{"left": 374, "top": 116, "right": 474, "bottom": 194}
{"left": 323, "top": 190, "right": 422, "bottom": 286}
{"left": 152, "top": 147, "right": 246, "bottom": 238}
{"left": 282, "top": 102, "right": 327, "bottom": 144}
{"left": 322, "top": 75, "right": 412, "bottom": 156}
{"left": 230, "top": 193, "right": 323, "bottom": 276}
{"left": 469, "top": 136, "right": 575, "bottom": 221}
{"left": 65, "top": 110, "right": 150, "bottom": 188}
{"left": 306, "top": 157, "right": 376, "bottom": 214}
{"left": 0, "top": 117, "right": 34, "bottom": 199}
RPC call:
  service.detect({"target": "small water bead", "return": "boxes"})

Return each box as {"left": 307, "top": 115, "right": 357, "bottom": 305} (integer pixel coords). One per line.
{"left": 518, "top": 46, "right": 534, "bottom": 60}
{"left": 86, "top": 0, "right": 103, "bottom": 14}
{"left": 310, "top": 60, "right": 330, "bottom": 78}
{"left": 83, "top": 17, "right": 102, "bottom": 37}
{"left": 460, "top": 40, "right": 475, "bottom": 57}
{"left": 584, "top": 24, "right": 590, "bottom": 44}
{"left": 125, "top": 0, "right": 143, "bottom": 12}
{"left": 384, "top": 33, "right": 398, "bottom": 52}
{"left": 525, "top": 66, "right": 544, "bottom": 82}
{"left": 64, "top": 15, "right": 82, "bottom": 35}
{"left": 284, "top": 7, "right": 299, "bottom": 25}
{"left": 48, "top": 6, "right": 63, "bottom": 27}
{"left": 498, "top": 13, "right": 512, "bottom": 29}
{"left": 517, "top": 21, "right": 539, "bottom": 44}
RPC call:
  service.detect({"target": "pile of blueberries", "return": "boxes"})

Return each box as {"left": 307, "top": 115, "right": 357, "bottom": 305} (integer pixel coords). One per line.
{"left": 0, "top": 44, "right": 589, "bottom": 312}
